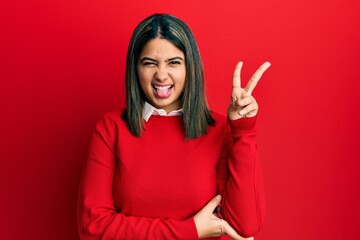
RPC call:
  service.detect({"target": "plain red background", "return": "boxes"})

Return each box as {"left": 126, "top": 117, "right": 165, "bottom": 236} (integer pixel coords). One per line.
{"left": 1, "top": 0, "right": 359, "bottom": 239}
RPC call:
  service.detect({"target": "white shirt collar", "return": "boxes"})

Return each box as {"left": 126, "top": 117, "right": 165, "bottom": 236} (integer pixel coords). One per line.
{"left": 143, "top": 101, "right": 183, "bottom": 122}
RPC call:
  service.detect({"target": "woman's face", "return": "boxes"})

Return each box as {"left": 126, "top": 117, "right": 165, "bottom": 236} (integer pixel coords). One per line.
{"left": 137, "top": 37, "right": 186, "bottom": 113}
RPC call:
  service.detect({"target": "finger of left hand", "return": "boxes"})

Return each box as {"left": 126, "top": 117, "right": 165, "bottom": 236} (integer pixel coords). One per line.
{"left": 238, "top": 96, "right": 255, "bottom": 107}
{"left": 239, "top": 102, "right": 258, "bottom": 117}
{"left": 244, "top": 62, "right": 271, "bottom": 96}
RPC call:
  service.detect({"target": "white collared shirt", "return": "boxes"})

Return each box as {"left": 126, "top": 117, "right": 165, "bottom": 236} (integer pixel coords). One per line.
{"left": 143, "top": 101, "right": 183, "bottom": 122}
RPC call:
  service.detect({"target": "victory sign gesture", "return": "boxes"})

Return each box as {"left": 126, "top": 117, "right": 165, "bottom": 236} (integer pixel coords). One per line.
{"left": 228, "top": 61, "right": 271, "bottom": 120}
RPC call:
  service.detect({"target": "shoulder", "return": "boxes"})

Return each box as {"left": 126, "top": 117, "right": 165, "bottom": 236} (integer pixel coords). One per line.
{"left": 91, "top": 109, "right": 129, "bottom": 145}
{"left": 102, "top": 109, "right": 124, "bottom": 121}
{"left": 95, "top": 109, "right": 127, "bottom": 132}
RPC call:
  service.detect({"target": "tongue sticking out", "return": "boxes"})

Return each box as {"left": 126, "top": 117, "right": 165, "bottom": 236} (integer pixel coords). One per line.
{"left": 155, "top": 86, "right": 172, "bottom": 98}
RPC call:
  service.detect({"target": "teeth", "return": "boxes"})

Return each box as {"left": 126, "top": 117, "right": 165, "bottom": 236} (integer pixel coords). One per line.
{"left": 154, "top": 85, "right": 172, "bottom": 90}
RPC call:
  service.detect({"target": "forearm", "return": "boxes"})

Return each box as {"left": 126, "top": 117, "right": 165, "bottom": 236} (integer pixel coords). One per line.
{"left": 78, "top": 206, "right": 197, "bottom": 239}
{"left": 220, "top": 117, "right": 265, "bottom": 237}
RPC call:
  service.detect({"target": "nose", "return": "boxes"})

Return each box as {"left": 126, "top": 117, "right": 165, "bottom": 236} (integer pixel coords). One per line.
{"left": 154, "top": 65, "right": 169, "bottom": 82}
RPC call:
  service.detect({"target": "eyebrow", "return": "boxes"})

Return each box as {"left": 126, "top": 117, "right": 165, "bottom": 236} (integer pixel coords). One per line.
{"left": 165, "top": 57, "right": 184, "bottom": 62}
{"left": 140, "top": 56, "right": 184, "bottom": 63}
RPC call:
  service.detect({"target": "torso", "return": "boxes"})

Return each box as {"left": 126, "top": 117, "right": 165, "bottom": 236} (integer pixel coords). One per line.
{"left": 111, "top": 112, "right": 228, "bottom": 220}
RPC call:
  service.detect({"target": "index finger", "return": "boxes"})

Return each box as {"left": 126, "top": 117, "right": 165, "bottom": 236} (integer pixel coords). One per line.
{"left": 232, "top": 61, "right": 243, "bottom": 89}
{"left": 245, "top": 62, "right": 271, "bottom": 95}
{"left": 202, "top": 195, "right": 221, "bottom": 213}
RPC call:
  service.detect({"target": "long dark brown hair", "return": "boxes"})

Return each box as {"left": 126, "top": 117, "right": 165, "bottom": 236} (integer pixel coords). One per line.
{"left": 122, "top": 13, "right": 215, "bottom": 139}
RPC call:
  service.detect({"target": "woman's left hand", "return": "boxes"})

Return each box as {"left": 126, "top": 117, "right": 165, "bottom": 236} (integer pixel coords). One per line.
{"left": 194, "top": 195, "right": 254, "bottom": 240}
{"left": 227, "top": 61, "right": 271, "bottom": 120}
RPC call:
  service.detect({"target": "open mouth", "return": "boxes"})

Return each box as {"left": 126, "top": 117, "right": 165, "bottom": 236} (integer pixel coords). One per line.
{"left": 153, "top": 85, "right": 174, "bottom": 98}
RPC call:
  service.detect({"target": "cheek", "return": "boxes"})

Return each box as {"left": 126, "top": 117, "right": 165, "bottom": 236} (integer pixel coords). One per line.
{"left": 171, "top": 68, "right": 186, "bottom": 85}
{"left": 138, "top": 70, "right": 152, "bottom": 88}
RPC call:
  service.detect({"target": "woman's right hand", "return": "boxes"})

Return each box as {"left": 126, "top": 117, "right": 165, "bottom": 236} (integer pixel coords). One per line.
{"left": 194, "top": 195, "right": 254, "bottom": 240}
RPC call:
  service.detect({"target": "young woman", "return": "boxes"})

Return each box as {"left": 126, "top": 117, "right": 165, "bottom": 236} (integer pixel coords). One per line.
{"left": 78, "top": 14, "right": 270, "bottom": 240}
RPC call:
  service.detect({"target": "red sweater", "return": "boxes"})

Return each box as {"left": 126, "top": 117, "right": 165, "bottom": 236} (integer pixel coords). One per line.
{"left": 78, "top": 110, "right": 265, "bottom": 239}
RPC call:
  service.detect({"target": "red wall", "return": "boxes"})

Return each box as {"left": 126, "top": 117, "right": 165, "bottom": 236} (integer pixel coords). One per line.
{"left": 1, "top": 0, "right": 360, "bottom": 239}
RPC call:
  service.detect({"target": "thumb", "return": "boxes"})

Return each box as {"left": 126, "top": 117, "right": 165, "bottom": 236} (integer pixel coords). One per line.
{"left": 202, "top": 195, "right": 222, "bottom": 213}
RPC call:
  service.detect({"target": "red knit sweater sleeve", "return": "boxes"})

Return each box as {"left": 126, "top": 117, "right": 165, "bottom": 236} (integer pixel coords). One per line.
{"left": 77, "top": 114, "right": 198, "bottom": 240}
{"left": 216, "top": 116, "right": 265, "bottom": 237}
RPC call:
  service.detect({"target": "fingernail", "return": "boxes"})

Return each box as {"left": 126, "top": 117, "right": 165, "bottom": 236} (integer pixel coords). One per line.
{"left": 264, "top": 62, "right": 271, "bottom": 69}
{"left": 216, "top": 195, "right": 222, "bottom": 200}
{"left": 239, "top": 110, "right": 244, "bottom": 116}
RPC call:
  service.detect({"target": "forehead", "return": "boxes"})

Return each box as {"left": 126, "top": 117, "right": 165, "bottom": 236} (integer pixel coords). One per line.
{"left": 140, "top": 38, "right": 184, "bottom": 59}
